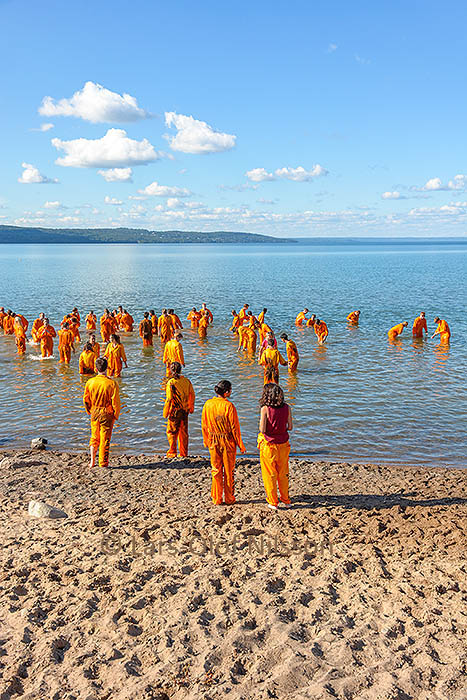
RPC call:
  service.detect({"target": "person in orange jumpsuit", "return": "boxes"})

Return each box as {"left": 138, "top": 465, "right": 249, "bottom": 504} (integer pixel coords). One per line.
{"left": 280, "top": 333, "right": 299, "bottom": 371}
{"left": 347, "top": 310, "right": 360, "bottom": 325}
{"left": 412, "top": 312, "right": 428, "bottom": 338}
{"left": 79, "top": 342, "right": 97, "bottom": 375}
{"left": 306, "top": 314, "right": 316, "bottom": 328}
{"left": 257, "top": 308, "right": 267, "bottom": 325}
{"left": 139, "top": 312, "right": 153, "bottom": 347}
{"left": 100, "top": 310, "right": 113, "bottom": 343}
{"left": 244, "top": 325, "right": 258, "bottom": 354}
{"left": 259, "top": 330, "right": 277, "bottom": 362}
{"left": 83, "top": 356, "right": 120, "bottom": 468}
{"left": 238, "top": 304, "right": 249, "bottom": 325}
{"left": 237, "top": 324, "right": 249, "bottom": 351}
{"left": 163, "top": 361, "right": 195, "bottom": 458}
{"left": 259, "top": 320, "right": 272, "bottom": 344}
{"left": 257, "top": 383, "right": 293, "bottom": 510}
{"left": 37, "top": 318, "right": 56, "bottom": 357}
{"left": 202, "top": 379, "right": 246, "bottom": 505}
{"left": 115, "top": 306, "right": 124, "bottom": 329}
{"left": 71, "top": 307, "right": 80, "bottom": 324}
{"left": 169, "top": 309, "right": 183, "bottom": 330}
{"left": 3, "top": 311, "right": 15, "bottom": 335}
{"left": 89, "top": 334, "right": 100, "bottom": 357}
{"left": 31, "top": 313, "right": 45, "bottom": 342}
{"left": 314, "top": 319, "right": 328, "bottom": 344}
{"left": 104, "top": 334, "right": 128, "bottom": 377}
{"left": 230, "top": 310, "right": 240, "bottom": 333}
{"left": 198, "top": 312, "right": 209, "bottom": 339}
{"left": 295, "top": 308, "right": 309, "bottom": 325}
{"left": 200, "top": 303, "right": 213, "bottom": 324}
{"left": 431, "top": 317, "right": 451, "bottom": 343}
{"left": 58, "top": 322, "right": 75, "bottom": 364}
{"left": 158, "top": 309, "right": 174, "bottom": 343}
{"left": 14, "top": 316, "right": 27, "bottom": 355}
{"left": 149, "top": 310, "right": 158, "bottom": 335}
{"left": 86, "top": 311, "right": 97, "bottom": 331}
{"left": 120, "top": 310, "right": 134, "bottom": 332}
{"left": 163, "top": 333, "right": 185, "bottom": 376}
{"left": 388, "top": 321, "right": 408, "bottom": 341}
{"left": 187, "top": 307, "right": 201, "bottom": 329}
{"left": 260, "top": 339, "right": 287, "bottom": 383}
{"left": 69, "top": 315, "right": 81, "bottom": 342}
{"left": 0, "top": 307, "right": 5, "bottom": 328}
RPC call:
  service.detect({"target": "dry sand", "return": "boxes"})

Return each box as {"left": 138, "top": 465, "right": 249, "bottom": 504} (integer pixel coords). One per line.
{"left": 0, "top": 450, "right": 466, "bottom": 700}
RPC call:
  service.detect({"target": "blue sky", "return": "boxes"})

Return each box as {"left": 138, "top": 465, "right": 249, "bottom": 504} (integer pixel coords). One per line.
{"left": 1, "top": 0, "right": 466, "bottom": 237}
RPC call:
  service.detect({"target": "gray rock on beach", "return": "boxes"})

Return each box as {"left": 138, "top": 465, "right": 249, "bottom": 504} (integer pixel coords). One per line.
{"left": 28, "top": 500, "right": 67, "bottom": 519}
{"left": 31, "top": 437, "right": 48, "bottom": 450}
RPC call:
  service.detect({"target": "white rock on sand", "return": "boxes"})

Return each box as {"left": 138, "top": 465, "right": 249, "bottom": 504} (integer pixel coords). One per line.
{"left": 28, "top": 499, "right": 67, "bottom": 518}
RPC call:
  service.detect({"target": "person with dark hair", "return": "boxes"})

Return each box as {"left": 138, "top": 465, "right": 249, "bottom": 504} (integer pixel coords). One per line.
{"left": 229, "top": 310, "right": 240, "bottom": 333}
{"left": 306, "top": 313, "right": 317, "bottom": 328}
{"left": 259, "top": 329, "right": 277, "bottom": 360}
{"left": 244, "top": 322, "right": 259, "bottom": 354}
{"left": 257, "top": 383, "right": 293, "bottom": 510}
{"left": 238, "top": 304, "right": 249, "bottom": 325}
{"left": 83, "top": 356, "right": 120, "bottom": 468}
{"left": 37, "top": 317, "right": 56, "bottom": 357}
{"left": 100, "top": 309, "right": 113, "bottom": 344}
{"left": 198, "top": 311, "right": 209, "bottom": 339}
{"left": 150, "top": 310, "right": 158, "bottom": 335}
{"left": 139, "top": 312, "right": 153, "bottom": 347}
{"left": 280, "top": 333, "right": 299, "bottom": 372}
{"left": 237, "top": 323, "right": 249, "bottom": 351}
{"left": 169, "top": 308, "right": 183, "bottom": 330}
{"left": 257, "top": 308, "right": 267, "bottom": 325}
{"left": 89, "top": 333, "right": 100, "bottom": 357}
{"left": 58, "top": 321, "right": 75, "bottom": 364}
{"left": 120, "top": 309, "right": 134, "bottom": 332}
{"left": 388, "top": 321, "right": 408, "bottom": 342}
{"left": 431, "top": 317, "right": 451, "bottom": 343}
{"left": 314, "top": 318, "right": 329, "bottom": 344}
{"left": 158, "top": 309, "right": 174, "bottom": 344}
{"left": 295, "top": 308, "right": 309, "bottom": 325}
{"left": 163, "top": 361, "right": 195, "bottom": 457}
{"left": 202, "top": 380, "right": 246, "bottom": 505}
{"left": 412, "top": 311, "right": 427, "bottom": 338}
{"left": 104, "top": 334, "right": 128, "bottom": 377}
{"left": 31, "top": 312, "right": 45, "bottom": 343}
{"left": 260, "top": 338, "right": 287, "bottom": 384}
{"left": 86, "top": 310, "right": 97, "bottom": 331}
{"left": 163, "top": 332, "right": 185, "bottom": 376}
{"left": 187, "top": 307, "right": 201, "bottom": 329}
{"left": 347, "top": 310, "right": 360, "bottom": 325}
{"left": 79, "top": 341, "right": 97, "bottom": 375}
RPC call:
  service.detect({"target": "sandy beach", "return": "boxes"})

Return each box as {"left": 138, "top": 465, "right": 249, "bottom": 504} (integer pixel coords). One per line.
{"left": 0, "top": 450, "right": 465, "bottom": 700}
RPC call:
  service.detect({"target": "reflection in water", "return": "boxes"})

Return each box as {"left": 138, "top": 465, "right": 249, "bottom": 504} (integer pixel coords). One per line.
{"left": 433, "top": 343, "right": 450, "bottom": 372}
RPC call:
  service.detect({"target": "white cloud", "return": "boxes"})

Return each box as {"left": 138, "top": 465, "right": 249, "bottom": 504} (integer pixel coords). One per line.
{"left": 164, "top": 112, "right": 236, "bottom": 154}
{"left": 18, "top": 162, "right": 58, "bottom": 184}
{"left": 104, "top": 196, "right": 123, "bottom": 205}
{"left": 44, "top": 201, "right": 62, "bottom": 208}
{"left": 98, "top": 167, "right": 133, "bottom": 182}
{"left": 39, "top": 81, "right": 148, "bottom": 123}
{"left": 382, "top": 191, "right": 401, "bottom": 200}
{"left": 327, "top": 43, "right": 338, "bottom": 52}
{"left": 52, "top": 129, "right": 160, "bottom": 168}
{"left": 416, "top": 174, "right": 467, "bottom": 192}
{"left": 138, "top": 180, "right": 192, "bottom": 197}
{"left": 31, "top": 123, "right": 54, "bottom": 132}
{"left": 246, "top": 165, "right": 328, "bottom": 183}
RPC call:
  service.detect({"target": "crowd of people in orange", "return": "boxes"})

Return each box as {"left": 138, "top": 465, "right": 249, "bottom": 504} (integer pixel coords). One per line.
{"left": 0, "top": 303, "right": 451, "bottom": 509}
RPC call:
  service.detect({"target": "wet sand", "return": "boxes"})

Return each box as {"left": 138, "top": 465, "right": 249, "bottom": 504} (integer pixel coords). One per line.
{"left": 0, "top": 450, "right": 466, "bottom": 699}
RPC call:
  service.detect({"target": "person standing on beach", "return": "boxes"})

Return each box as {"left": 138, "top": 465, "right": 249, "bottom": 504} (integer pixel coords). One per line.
{"left": 295, "top": 308, "right": 309, "bottom": 325}
{"left": 163, "top": 332, "right": 185, "bottom": 375}
{"left": 280, "top": 333, "right": 299, "bottom": 371}
{"left": 347, "top": 310, "right": 360, "bottom": 325}
{"left": 388, "top": 321, "right": 408, "bottom": 341}
{"left": 163, "top": 361, "right": 195, "bottom": 458}
{"left": 431, "top": 317, "right": 451, "bottom": 343}
{"left": 412, "top": 312, "right": 428, "bottom": 338}
{"left": 83, "top": 356, "right": 120, "bottom": 469}
{"left": 202, "top": 380, "right": 246, "bottom": 505}
{"left": 37, "top": 318, "right": 56, "bottom": 357}
{"left": 257, "top": 383, "right": 292, "bottom": 511}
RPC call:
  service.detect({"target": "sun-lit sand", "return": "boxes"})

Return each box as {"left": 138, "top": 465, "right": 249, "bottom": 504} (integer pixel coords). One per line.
{"left": 1, "top": 450, "right": 465, "bottom": 699}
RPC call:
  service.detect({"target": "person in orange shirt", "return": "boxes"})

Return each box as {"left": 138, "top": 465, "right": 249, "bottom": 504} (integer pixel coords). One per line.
{"left": 314, "top": 319, "right": 328, "bottom": 344}
{"left": 200, "top": 303, "right": 213, "bottom": 324}
{"left": 306, "top": 314, "right": 316, "bottom": 328}
{"left": 388, "top": 321, "right": 408, "bottom": 341}
{"left": 260, "top": 339, "right": 287, "bottom": 383}
{"left": 431, "top": 317, "right": 451, "bottom": 344}
{"left": 244, "top": 324, "right": 258, "bottom": 354}
{"left": 412, "top": 312, "right": 427, "bottom": 338}
{"left": 198, "top": 312, "right": 209, "bottom": 339}
{"left": 79, "top": 342, "right": 97, "bottom": 375}
{"left": 229, "top": 310, "right": 240, "bottom": 333}
{"left": 3, "top": 311, "right": 15, "bottom": 335}
{"left": 169, "top": 309, "right": 183, "bottom": 330}
{"left": 83, "top": 356, "right": 121, "bottom": 468}
{"left": 202, "top": 379, "right": 246, "bottom": 505}
{"left": 14, "top": 316, "right": 27, "bottom": 355}
{"left": 58, "top": 322, "right": 75, "bottom": 364}
{"left": 187, "top": 307, "right": 201, "bottom": 329}
{"left": 69, "top": 315, "right": 81, "bottom": 343}
{"left": 139, "top": 312, "right": 153, "bottom": 347}
{"left": 0, "top": 307, "right": 5, "bottom": 328}
{"left": 71, "top": 307, "right": 80, "bottom": 324}
{"left": 280, "top": 333, "right": 299, "bottom": 371}
{"left": 158, "top": 309, "right": 174, "bottom": 344}
{"left": 115, "top": 306, "right": 124, "bottom": 329}
{"left": 163, "top": 362, "right": 195, "bottom": 458}
{"left": 259, "top": 320, "right": 272, "bottom": 344}
{"left": 120, "top": 310, "right": 134, "bottom": 332}
{"left": 149, "top": 310, "right": 158, "bottom": 335}
{"left": 86, "top": 311, "right": 97, "bottom": 331}
{"left": 100, "top": 310, "right": 113, "bottom": 343}
{"left": 257, "top": 308, "right": 267, "bottom": 325}
{"left": 31, "top": 312, "right": 45, "bottom": 343}
{"left": 347, "top": 310, "right": 360, "bottom": 325}
{"left": 259, "top": 330, "right": 277, "bottom": 362}
{"left": 238, "top": 304, "right": 249, "bottom": 325}
{"left": 163, "top": 333, "right": 185, "bottom": 376}
{"left": 295, "top": 308, "right": 309, "bottom": 326}
{"left": 37, "top": 318, "right": 56, "bottom": 357}
{"left": 104, "top": 334, "right": 128, "bottom": 377}
{"left": 237, "top": 324, "right": 249, "bottom": 351}
{"left": 89, "top": 333, "right": 100, "bottom": 357}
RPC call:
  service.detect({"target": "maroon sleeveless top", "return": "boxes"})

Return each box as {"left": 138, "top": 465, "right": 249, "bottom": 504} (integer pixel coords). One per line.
{"left": 264, "top": 404, "right": 289, "bottom": 444}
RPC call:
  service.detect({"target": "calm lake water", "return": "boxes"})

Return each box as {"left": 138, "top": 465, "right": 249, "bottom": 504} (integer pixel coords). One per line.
{"left": 0, "top": 241, "right": 466, "bottom": 467}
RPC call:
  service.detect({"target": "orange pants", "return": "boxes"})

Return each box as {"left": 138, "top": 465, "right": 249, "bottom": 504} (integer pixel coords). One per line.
{"left": 40, "top": 339, "right": 53, "bottom": 357}
{"left": 16, "top": 337, "right": 26, "bottom": 355}
{"left": 440, "top": 333, "right": 450, "bottom": 344}
{"left": 142, "top": 337, "right": 153, "bottom": 347}
{"left": 101, "top": 330, "right": 110, "bottom": 343}
{"left": 209, "top": 444, "right": 236, "bottom": 505}
{"left": 90, "top": 417, "right": 114, "bottom": 468}
{"left": 59, "top": 346, "right": 71, "bottom": 363}
{"left": 166, "top": 410, "right": 188, "bottom": 457}
{"left": 289, "top": 359, "right": 298, "bottom": 372}
{"left": 258, "top": 435, "right": 291, "bottom": 506}
{"left": 198, "top": 328, "right": 207, "bottom": 339}
{"left": 317, "top": 333, "right": 327, "bottom": 344}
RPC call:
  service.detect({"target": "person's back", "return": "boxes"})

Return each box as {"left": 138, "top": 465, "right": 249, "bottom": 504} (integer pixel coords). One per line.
{"left": 79, "top": 349, "right": 96, "bottom": 374}
{"left": 263, "top": 403, "right": 289, "bottom": 444}
{"left": 84, "top": 374, "right": 120, "bottom": 415}
{"left": 165, "top": 375, "right": 195, "bottom": 414}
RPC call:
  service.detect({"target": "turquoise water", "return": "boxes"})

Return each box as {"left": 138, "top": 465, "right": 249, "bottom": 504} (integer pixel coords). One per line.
{"left": 0, "top": 241, "right": 466, "bottom": 467}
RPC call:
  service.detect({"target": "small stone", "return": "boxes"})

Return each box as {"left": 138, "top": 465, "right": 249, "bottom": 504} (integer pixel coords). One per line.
{"left": 0, "top": 457, "right": 12, "bottom": 468}
{"left": 28, "top": 500, "right": 67, "bottom": 519}
{"left": 31, "top": 437, "right": 48, "bottom": 450}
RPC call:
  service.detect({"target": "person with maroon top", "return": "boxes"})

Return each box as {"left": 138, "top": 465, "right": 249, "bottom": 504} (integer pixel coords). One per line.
{"left": 257, "top": 383, "right": 293, "bottom": 510}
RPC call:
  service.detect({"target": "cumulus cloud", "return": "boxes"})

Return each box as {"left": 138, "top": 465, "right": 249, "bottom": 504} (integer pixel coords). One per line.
{"left": 327, "top": 43, "right": 338, "bottom": 52}
{"left": 98, "top": 167, "right": 133, "bottom": 182}
{"left": 18, "top": 163, "right": 58, "bottom": 184}
{"left": 44, "top": 201, "right": 63, "bottom": 208}
{"left": 39, "top": 81, "right": 148, "bottom": 123}
{"left": 52, "top": 129, "right": 160, "bottom": 168}
{"left": 138, "top": 180, "right": 192, "bottom": 197}
{"left": 382, "top": 191, "right": 402, "bottom": 200}
{"left": 164, "top": 112, "right": 236, "bottom": 154}
{"left": 413, "top": 174, "right": 467, "bottom": 192}
{"left": 31, "top": 123, "right": 54, "bottom": 132}
{"left": 104, "top": 196, "right": 123, "bottom": 205}
{"left": 246, "top": 165, "right": 328, "bottom": 183}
